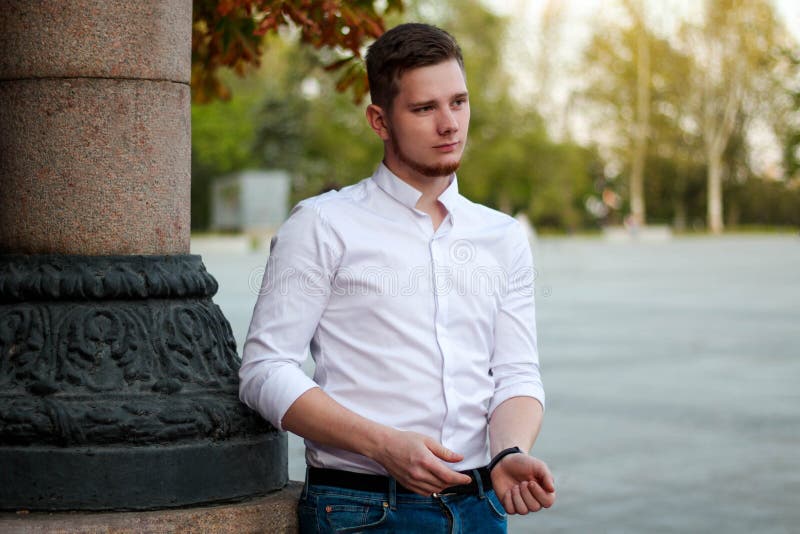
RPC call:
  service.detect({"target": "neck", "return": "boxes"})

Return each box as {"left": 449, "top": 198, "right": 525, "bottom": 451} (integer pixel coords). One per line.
{"left": 382, "top": 158, "right": 452, "bottom": 204}
{"left": 382, "top": 159, "right": 450, "bottom": 231}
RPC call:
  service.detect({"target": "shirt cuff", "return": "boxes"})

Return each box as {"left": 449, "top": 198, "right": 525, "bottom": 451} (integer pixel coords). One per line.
{"left": 488, "top": 383, "right": 546, "bottom": 417}
{"left": 256, "top": 364, "right": 319, "bottom": 431}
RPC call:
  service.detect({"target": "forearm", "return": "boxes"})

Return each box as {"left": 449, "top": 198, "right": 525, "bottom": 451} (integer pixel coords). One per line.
{"left": 488, "top": 396, "right": 544, "bottom": 456}
{"left": 281, "top": 386, "right": 392, "bottom": 461}
{"left": 282, "top": 387, "right": 472, "bottom": 494}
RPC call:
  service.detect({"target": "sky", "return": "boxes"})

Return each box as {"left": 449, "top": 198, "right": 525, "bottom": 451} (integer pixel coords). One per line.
{"left": 485, "top": 0, "right": 800, "bottom": 97}
{"left": 485, "top": 0, "right": 800, "bottom": 42}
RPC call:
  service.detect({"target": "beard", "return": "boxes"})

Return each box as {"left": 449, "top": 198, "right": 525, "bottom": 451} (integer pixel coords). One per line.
{"left": 388, "top": 126, "right": 462, "bottom": 178}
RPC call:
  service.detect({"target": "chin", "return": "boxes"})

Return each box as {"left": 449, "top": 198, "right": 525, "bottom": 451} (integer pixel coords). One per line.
{"left": 418, "top": 160, "right": 461, "bottom": 178}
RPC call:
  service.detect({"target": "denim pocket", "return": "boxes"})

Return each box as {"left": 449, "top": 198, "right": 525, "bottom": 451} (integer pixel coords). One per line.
{"left": 485, "top": 490, "right": 508, "bottom": 521}
{"left": 319, "top": 495, "right": 389, "bottom": 533}
{"left": 297, "top": 502, "right": 318, "bottom": 534}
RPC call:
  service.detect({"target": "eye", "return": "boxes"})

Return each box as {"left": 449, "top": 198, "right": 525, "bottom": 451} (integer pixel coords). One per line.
{"left": 414, "top": 105, "right": 434, "bottom": 113}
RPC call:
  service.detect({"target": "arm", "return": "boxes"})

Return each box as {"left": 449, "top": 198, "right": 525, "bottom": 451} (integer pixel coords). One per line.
{"left": 486, "top": 223, "right": 555, "bottom": 514}
{"left": 488, "top": 396, "right": 556, "bottom": 514}
{"left": 282, "top": 388, "right": 471, "bottom": 495}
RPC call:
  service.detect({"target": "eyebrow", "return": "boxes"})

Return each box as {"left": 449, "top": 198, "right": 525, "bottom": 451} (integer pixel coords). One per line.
{"left": 407, "top": 92, "right": 469, "bottom": 108}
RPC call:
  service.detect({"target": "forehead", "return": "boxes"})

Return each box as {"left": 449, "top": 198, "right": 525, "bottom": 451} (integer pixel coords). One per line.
{"left": 394, "top": 59, "right": 467, "bottom": 103}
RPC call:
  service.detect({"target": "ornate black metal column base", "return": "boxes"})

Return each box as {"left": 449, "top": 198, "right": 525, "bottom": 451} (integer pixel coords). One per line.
{"left": 0, "top": 255, "right": 286, "bottom": 511}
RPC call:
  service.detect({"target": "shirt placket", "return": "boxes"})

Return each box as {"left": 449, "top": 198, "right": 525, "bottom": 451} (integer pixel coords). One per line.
{"left": 429, "top": 219, "right": 457, "bottom": 449}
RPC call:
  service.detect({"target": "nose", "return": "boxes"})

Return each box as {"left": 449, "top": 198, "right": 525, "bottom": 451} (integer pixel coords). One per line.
{"left": 437, "top": 108, "right": 458, "bottom": 136}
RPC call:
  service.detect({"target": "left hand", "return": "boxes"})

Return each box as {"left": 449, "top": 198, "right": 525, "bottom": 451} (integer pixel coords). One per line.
{"left": 490, "top": 453, "right": 556, "bottom": 515}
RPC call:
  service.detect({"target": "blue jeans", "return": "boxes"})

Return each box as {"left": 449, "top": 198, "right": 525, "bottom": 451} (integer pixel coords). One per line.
{"left": 297, "top": 469, "right": 508, "bottom": 533}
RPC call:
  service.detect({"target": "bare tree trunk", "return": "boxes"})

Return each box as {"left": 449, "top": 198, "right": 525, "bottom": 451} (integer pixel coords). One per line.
{"left": 701, "top": 42, "right": 740, "bottom": 235}
{"left": 707, "top": 153, "right": 725, "bottom": 233}
{"left": 626, "top": 0, "right": 650, "bottom": 225}
{"left": 672, "top": 155, "right": 688, "bottom": 232}
{"left": 703, "top": 87, "right": 738, "bottom": 234}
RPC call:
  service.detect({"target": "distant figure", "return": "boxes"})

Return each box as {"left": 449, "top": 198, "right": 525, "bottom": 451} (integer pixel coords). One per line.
{"left": 240, "top": 23, "right": 555, "bottom": 533}
{"left": 624, "top": 213, "right": 642, "bottom": 238}
{"left": 515, "top": 212, "right": 538, "bottom": 249}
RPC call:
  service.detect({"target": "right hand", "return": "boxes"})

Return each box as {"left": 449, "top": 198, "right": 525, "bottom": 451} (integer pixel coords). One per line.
{"left": 371, "top": 429, "right": 472, "bottom": 496}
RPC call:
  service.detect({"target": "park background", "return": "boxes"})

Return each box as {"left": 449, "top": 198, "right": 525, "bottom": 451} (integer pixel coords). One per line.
{"left": 189, "top": 1, "right": 800, "bottom": 532}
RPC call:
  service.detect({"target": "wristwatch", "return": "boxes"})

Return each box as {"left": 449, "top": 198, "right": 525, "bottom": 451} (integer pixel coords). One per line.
{"left": 488, "top": 446, "right": 523, "bottom": 471}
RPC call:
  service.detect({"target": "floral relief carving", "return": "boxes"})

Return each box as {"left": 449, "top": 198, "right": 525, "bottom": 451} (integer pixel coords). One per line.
{"left": 0, "top": 255, "right": 271, "bottom": 446}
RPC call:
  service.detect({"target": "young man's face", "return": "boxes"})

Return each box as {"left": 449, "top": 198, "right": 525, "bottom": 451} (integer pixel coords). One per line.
{"left": 378, "top": 59, "right": 470, "bottom": 181}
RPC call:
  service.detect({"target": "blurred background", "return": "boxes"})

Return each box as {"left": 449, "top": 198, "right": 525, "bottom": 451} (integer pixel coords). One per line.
{"left": 190, "top": 1, "right": 800, "bottom": 532}
{"left": 191, "top": 0, "right": 800, "bottom": 237}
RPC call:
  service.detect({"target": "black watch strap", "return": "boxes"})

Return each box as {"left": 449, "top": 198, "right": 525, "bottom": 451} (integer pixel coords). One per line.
{"left": 488, "top": 446, "right": 523, "bottom": 471}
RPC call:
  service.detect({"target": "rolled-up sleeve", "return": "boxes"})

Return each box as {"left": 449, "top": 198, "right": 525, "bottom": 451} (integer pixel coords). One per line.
{"left": 488, "top": 223, "right": 545, "bottom": 416}
{"left": 239, "top": 200, "right": 341, "bottom": 430}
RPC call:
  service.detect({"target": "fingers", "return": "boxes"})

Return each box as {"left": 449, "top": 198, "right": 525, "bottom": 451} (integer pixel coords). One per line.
{"left": 532, "top": 461, "right": 556, "bottom": 493}
{"left": 512, "top": 484, "right": 535, "bottom": 514}
{"left": 409, "top": 457, "right": 470, "bottom": 489}
{"left": 430, "top": 463, "right": 472, "bottom": 487}
{"left": 424, "top": 440, "right": 472, "bottom": 486}
{"left": 503, "top": 486, "right": 537, "bottom": 515}
{"left": 502, "top": 481, "right": 556, "bottom": 515}
{"left": 397, "top": 457, "right": 468, "bottom": 495}
{"left": 517, "top": 481, "right": 544, "bottom": 513}
{"left": 401, "top": 467, "right": 467, "bottom": 497}
{"left": 526, "top": 480, "right": 556, "bottom": 509}
{"left": 382, "top": 433, "right": 472, "bottom": 495}
{"left": 425, "top": 438, "right": 464, "bottom": 464}
{"left": 404, "top": 479, "right": 444, "bottom": 497}
{"left": 502, "top": 488, "right": 515, "bottom": 514}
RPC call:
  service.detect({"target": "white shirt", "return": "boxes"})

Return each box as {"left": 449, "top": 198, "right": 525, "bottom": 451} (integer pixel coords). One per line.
{"left": 239, "top": 163, "right": 544, "bottom": 474}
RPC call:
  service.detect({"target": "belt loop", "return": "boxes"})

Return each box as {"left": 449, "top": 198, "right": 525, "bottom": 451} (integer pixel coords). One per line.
{"left": 388, "top": 477, "right": 398, "bottom": 510}
{"left": 301, "top": 467, "right": 310, "bottom": 500}
{"left": 473, "top": 469, "right": 485, "bottom": 499}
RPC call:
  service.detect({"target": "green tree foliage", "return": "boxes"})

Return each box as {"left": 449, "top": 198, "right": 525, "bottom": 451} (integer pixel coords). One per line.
{"left": 580, "top": 0, "right": 800, "bottom": 231}
{"left": 776, "top": 47, "right": 800, "bottom": 181}
{"left": 581, "top": 10, "right": 707, "bottom": 227}
{"left": 191, "top": 72, "right": 263, "bottom": 229}
{"left": 191, "top": 0, "right": 598, "bottom": 232}
{"left": 406, "top": 0, "right": 600, "bottom": 231}
{"left": 192, "top": 0, "right": 402, "bottom": 103}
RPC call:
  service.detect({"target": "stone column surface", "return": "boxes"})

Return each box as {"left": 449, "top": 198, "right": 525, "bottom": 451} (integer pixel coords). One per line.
{"left": 0, "top": 0, "right": 291, "bottom": 518}
{"left": 0, "top": 1, "right": 191, "bottom": 254}
{"left": 0, "top": 483, "right": 302, "bottom": 534}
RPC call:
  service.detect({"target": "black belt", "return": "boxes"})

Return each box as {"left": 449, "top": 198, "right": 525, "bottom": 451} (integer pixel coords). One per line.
{"left": 307, "top": 466, "right": 493, "bottom": 496}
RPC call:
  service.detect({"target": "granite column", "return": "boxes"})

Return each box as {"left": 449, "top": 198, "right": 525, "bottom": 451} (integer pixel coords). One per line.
{"left": 0, "top": 0, "right": 294, "bottom": 525}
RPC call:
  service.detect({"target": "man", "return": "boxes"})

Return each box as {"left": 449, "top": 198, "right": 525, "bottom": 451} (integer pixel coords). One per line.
{"left": 239, "top": 22, "right": 555, "bottom": 533}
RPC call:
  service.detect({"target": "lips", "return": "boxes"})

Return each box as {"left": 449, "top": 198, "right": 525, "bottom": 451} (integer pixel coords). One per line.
{"left": 434, "top": 141, "right": 460, "bottom": 152}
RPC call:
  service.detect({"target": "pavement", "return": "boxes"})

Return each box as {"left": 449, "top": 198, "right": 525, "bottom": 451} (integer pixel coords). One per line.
{"left": 200, "top": 234, "right": 800, "bottom": 534}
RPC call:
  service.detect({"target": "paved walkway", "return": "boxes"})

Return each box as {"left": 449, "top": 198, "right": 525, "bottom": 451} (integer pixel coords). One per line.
{"left": 201, "top": 235, "right": 800, "bottom": 533}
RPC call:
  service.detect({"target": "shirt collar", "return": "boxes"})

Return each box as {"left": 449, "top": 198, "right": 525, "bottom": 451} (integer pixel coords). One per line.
{"left": 372, "top": 162, "right": 461, "bottom": 214}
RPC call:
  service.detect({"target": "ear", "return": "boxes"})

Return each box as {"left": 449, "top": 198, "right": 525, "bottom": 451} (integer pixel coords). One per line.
{"left": 366, "top": 104, "right": 391, "bottom": 141}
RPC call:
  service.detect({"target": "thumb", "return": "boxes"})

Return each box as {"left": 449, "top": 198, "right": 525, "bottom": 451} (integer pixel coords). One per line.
{"left": 425, "top": 439, "right": 464, "bottom": 463}
{"left": 534, "top": 464, "right": 556, "bottom": 493}
{"left": 542, "top": 474, "right": 556, "bottom": 493}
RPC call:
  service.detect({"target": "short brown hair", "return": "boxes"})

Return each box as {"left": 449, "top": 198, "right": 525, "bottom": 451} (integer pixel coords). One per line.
{"left": 366, "top": 23, "right": 464, "bottom": 110}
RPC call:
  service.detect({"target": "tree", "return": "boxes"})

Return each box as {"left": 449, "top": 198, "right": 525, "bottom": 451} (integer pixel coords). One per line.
{"left": 191, "top": 0, "right": 402, "bottom": 103}
{"left": 623, "top": 0, "right": 651, "bottom": 226}
{"left": 579, "top": 10, "right": 686, "bottom": 227}
{"left": 403, "top": 0, "right": 598, "bottom": 230}
{"left": 189, "top": 1, "right": 401, "bottom": 228}
{"left": 682, "top": 0, "right": 794, "bottom": 233}
{"left": 579, "top": 0, "right": 799, "bottom": 232}
{"left": 192, "top": 0, "right": 602, "bottom": 232}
